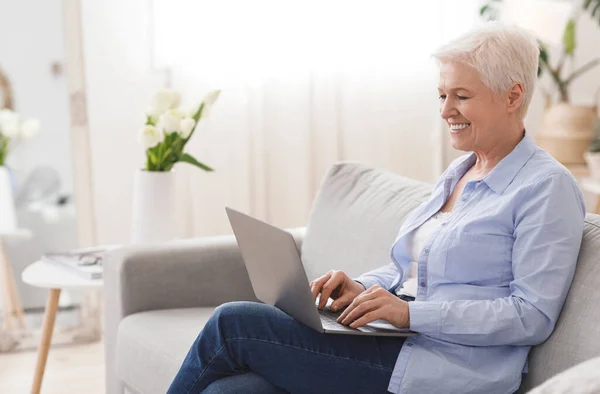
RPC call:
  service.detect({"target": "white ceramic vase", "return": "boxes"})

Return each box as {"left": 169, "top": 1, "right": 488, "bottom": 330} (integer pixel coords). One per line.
{"left": 0, "top": 166, "right": 17, "bottom": 233}
{"left": 131, "top": 170, "right": 179, "bottom": 244}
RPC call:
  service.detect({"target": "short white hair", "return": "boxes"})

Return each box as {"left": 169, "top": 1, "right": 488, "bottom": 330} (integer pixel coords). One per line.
{"left": 432, "top": 22, "right": 539, "bottom": 119}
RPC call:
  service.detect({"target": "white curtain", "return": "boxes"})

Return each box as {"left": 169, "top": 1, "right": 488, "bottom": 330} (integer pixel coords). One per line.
{"left": 152, "top": 0, "right": 480, "bottom": 237}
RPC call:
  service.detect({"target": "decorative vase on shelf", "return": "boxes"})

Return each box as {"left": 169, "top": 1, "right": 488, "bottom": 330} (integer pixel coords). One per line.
{"left": 0, "top": 166, "right": 17, "bottom": 233}
{"left": 131, "top": 169, "right": 179, "bottom": 244}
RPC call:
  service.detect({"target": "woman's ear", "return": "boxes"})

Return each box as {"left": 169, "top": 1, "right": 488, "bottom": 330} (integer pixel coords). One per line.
{"left": 507, "top": 83, "right": 524, "bottom": 114}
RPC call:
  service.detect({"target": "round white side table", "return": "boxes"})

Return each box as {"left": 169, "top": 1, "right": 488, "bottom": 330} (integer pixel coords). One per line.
{"left": 0, "top": 228, "right": 32, "bottom": 331}
{"left": 22, "top": 259, "right": 102, "bottom": 394}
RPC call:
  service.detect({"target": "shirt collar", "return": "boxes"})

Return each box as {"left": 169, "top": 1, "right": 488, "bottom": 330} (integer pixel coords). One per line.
{"left": 445, "top": 131, "right": 537, "bottom": 195}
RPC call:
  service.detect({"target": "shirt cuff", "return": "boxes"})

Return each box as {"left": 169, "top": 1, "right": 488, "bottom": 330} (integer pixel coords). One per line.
{"left": 351, "top": 275, "right": 379, "bottom": 290}
{"left": 408, "top": 301, "right": 442, "bottom": 334}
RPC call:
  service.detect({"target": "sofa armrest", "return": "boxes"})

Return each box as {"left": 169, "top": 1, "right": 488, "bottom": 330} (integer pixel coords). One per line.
{"left": 106, "top": 227, "right": 305, "bottom": 317}
{"left": 105, "top": 236, "right": 253, "bottom": 318}
{"left": 104, "top": 226, "right": 306, "bottom": 394}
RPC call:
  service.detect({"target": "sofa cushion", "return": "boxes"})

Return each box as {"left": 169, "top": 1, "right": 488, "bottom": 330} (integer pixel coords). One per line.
{"left": 116, "top": 307, "right": 215, "bottom": 394}
{"left": 526, "top": 356, "right": 600, "bottom": 394}
{"left": 301, "top": 162, "right": 432, "bottom": 281}
{"left": 518, "top": 215, "right": 600, "bottom": 392}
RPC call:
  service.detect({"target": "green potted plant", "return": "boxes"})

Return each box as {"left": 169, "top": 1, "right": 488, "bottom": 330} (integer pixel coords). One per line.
{"left": 139, "top": 89, "right": 219, "bottom": 172}
{"left": 481, "top": 0, "right": 600, "bottom": 164}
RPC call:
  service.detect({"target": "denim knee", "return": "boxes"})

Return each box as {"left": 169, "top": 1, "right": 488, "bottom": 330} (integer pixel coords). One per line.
{"left": 213, "top": 301, "right": 261, "bottom": 320}
{"left": 213, "top": 301, "right": 275, "bottom": 319}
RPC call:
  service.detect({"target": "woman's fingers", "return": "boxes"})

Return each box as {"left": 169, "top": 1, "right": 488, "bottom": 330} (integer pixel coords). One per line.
{"left": 318, "top": 273, "right": 343, "bottom": 310}
{"left": 329, "top": 294, "right": 353, "bottom": 312}
{"left": 310, "top": 272, "right": 332, "bottom": 301}
{"left": 336, "top": 287, "right": 379, "bottom": 323}
{"left": 349, "top": 310, "right": 383, "bottom": 328}
{"left": 333, "top": 285, "right": 410, "bottom": 329}
{"left": 339, "top": 299, "right": 379, "bottom": 326}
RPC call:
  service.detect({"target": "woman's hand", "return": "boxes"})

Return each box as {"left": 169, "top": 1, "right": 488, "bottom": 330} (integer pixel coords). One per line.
{"left": 309, "top": 270, "right": 366, "bottom": 312}
{"left": 336, "top": 285, "right": 410, "bottom": 329}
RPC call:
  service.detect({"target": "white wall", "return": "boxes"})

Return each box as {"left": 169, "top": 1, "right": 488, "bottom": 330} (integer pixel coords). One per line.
{"left": 81, "top": 0, "right": 165, "bottom": 244}
{"left": 0, "top": 0, "right": 74, "bottom": 194}
{"left": 80, "top": 1, "right": 600, "bottom": 246}
{"left": 80, "top": 0, "right": 483, "bottom": 245}
{"left": 0, "top": 0, "right": 81, "bottom": 309}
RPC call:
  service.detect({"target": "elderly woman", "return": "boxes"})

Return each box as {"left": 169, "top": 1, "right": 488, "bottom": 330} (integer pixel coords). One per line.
{"left": 167, "top": 22, "right": 585, "bottom": 394}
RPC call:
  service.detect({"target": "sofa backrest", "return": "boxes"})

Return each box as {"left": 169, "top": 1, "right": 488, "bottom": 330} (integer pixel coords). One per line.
{"left": 302, "top": 162, "right": 431, "bottom": 281}
{"left": 518, "top": 215, "right": 600, "bottom": 392}
{"left": 302, "top": 162, "right": 600, "bottom": 391}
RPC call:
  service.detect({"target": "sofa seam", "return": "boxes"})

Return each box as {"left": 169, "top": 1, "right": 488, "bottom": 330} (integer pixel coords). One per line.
{"left": 584, "top": 219, "right": 600, "bottom": 230}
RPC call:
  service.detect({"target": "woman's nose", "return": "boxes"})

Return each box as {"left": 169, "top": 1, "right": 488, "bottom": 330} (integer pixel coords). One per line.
{"left": 440, "top": 99, "right": 458, "bottom": 120}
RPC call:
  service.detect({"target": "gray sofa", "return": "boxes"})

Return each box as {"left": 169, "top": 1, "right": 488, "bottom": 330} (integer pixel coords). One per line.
{"left": 105, "top": 162, "right": 600, "bottom": 394}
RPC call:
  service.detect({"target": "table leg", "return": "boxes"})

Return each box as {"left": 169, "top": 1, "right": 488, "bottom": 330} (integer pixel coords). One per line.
{"left": 0, "top": 239, "right": 16, "bottom": 330}
{"left": 31, "top": 288, "right": 61, "bottom": 394}
{"left": 4, "top": 251, "right": 26, "bottom": 329}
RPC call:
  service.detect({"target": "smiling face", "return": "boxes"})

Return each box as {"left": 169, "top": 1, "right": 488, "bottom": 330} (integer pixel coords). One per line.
{"left": 438, "top": 61, "right": 518, "bottom": 153}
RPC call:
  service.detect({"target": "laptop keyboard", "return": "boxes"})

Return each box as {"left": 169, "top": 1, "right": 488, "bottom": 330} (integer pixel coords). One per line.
{"left": 318, "top": 307, "right": 344, "bottom": 328}
{"left": 318, "top": 307, "right": 378, "bottom": 332}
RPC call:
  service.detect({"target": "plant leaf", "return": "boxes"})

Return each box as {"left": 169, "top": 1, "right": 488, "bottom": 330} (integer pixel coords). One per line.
{"left": 538, "top": 43, "right": 549, "bottom": 77}
{"left": 583, "top": 0, "right": 600, "bottom": 24}
{"left": 539, "top": 42, "right": 549, "bottom": 62}
{"left": 182, "top": 102, "right": 206, "bottom": 144}
{"left": 479, "top": 3, "right": 498, "bottom": 21}
{"left": 149, "top": 150, "right": 157, "bottom": 164}
{"left": 192, "top": 102, "right": 205, "bottom": 124}
{"left": 179, "top": 153, "right": 214, "bottom": 172}
{"left": 161, "top": 147, "right": 172, "bottom": 162}
{"left": 563, "top": 19, "right": 576, "bottom": 56}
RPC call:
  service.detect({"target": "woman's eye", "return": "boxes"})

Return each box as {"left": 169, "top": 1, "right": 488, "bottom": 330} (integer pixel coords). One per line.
{"left": 457, "top": 95, "right": 468, "bottom": 100}
{"left": 439, "top": 95, "right": 446, "bottom": 100}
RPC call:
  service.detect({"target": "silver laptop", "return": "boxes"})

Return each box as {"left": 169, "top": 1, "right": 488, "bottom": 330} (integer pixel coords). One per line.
{"left": 226, "top": 207, "right": 416, "bottom": 337}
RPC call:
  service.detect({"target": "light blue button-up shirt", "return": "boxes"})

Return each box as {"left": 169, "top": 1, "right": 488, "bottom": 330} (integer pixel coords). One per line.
{"left": 355, "top": 133, "right": 585, "bottom": 394}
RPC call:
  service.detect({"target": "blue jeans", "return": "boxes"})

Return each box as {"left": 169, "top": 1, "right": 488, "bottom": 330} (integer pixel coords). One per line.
{"left": 167, "top": 301, "right": 405, "bottom": 394}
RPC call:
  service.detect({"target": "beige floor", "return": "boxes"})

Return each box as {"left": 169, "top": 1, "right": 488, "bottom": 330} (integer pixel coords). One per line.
{"left": 0, "top": 341, "right": 104, "bottom": 394}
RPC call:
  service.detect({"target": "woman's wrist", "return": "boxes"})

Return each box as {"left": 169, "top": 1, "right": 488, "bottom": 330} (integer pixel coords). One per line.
{"left": 353, "top": 280, "right": 367, "bottom": 291}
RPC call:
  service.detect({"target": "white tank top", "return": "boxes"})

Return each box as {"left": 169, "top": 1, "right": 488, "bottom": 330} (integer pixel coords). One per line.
{"left": 396, "top": 211, "right": 452, "bottom": 297}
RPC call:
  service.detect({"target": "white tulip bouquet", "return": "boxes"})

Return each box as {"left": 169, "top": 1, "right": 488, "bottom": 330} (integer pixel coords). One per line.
{"left": 139, "top": 89, "right": 220, "bottom": 172}
{"left": 0, "top": 109, "right": 40, "bottom": 166}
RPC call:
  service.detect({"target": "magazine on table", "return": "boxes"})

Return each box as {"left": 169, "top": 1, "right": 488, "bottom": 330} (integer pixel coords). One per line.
{"left": 41, "top": 245, "right": 120, "bottom": 280}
